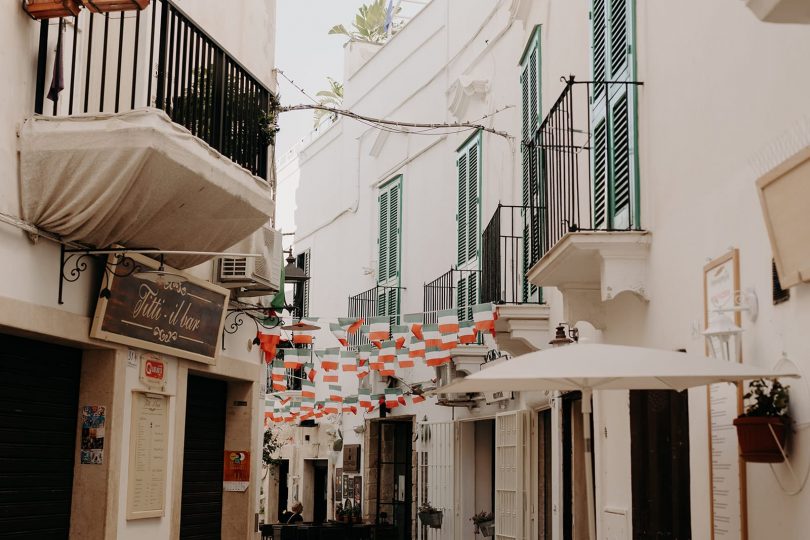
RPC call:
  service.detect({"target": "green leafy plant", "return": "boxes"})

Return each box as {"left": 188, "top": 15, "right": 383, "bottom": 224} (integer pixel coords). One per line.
{"left": 313, "top": 77, "right": 344, "bottom": 128}
{"left": 418, "top": 502, "right": 440, "bottom": 514}
{"left": 742, "top": 378, "right": 790, "bottom": 417}
{"left": 470, "top": 510, "right": 494, "bottom": 525}
{"left": 328, "top": 0, "right": 401, "bottom": 44}
{"left": 262, "top": 428, "right": 283, "bottom": 467}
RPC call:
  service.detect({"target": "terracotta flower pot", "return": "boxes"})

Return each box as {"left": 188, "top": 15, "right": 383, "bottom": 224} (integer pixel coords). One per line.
{"left": 81, "top": 0, "right": 149, "bottom": 13}
{"left": 23, "top": 0, "right": 81, "bottom": 19}
{"left": 733, "top": 416, "right": 789, "bottom": 463}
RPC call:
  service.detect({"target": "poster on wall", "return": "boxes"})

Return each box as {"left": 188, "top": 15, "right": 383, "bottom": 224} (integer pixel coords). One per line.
{"left": 354, "top": 476, "right": 362, "bottom": 509}
{"left": 704, "top": 250, "right": 747, "bottom": 540}
{"left": 80, "top": 405, "right": 106, "bottom": 464}
{"left": 127, "top": 392, "right": 168, "bottom": 520}
{"left": 334, "top": 468, "right": 343, "bottom": 502}
{"left": 223, "top": 451, "right": 251, "bottom": 492}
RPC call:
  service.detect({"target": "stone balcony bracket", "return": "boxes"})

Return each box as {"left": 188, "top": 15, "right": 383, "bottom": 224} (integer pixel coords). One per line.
{"left": 493, "top": 304, "right": 551, "bottom": 357}
{"left": 526, "top": 231, "right": 652, "bottom": 330}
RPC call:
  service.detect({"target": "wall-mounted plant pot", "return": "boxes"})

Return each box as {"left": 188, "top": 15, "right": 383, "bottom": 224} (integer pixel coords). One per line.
{"left": 23, "top": 0, "right": 81, "bottom": 19}
{"left": 418, "top": 510, "right": 443, "bottom": 529}
{"left": 81, "top": 0, "right": 149, "bottom": 13}
{"left": 479, "top": 520, "right": 495, "bottom": 537}
{"left": 733, "top": 416, "right": 790, "bottom": 463}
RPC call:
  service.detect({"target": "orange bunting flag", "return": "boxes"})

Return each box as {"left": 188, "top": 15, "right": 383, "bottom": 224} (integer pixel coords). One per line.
{"left": 409, "top": 338, "right": 426, "bottom": 359}
{"left": 358, "top": 344, "right": 372, "bottom": 367}
{"left": 301, "top": 380, "right": 316, "bottom": 399}
{"left": 437, "top": 309, "right": 460, "bottom": 334}
{"left": 319, "top": 348, "right": 340, "bottom": 371}
{"left": 339, "top": 317, "right": 364, "bottom": 335}
{"left": 385, "top": 388, "right": 403, "bottom": 408}
{"left": 367, "top": 316, "right": 390, "bottom": 345}
{"left": 411, "top": 394, "right": 426, "bottom": 405}
{"left": 323, "top": 373, "right": 339, "bottom": 383}
{"left": 283, "top": 348, "right": 305, "bottom": 370}
{"left": 440, "top": 332, "right": 458, "bottom": 350}
{"left": 258, "top": 329, "right": 281, "bottom": 363}
{"left": 341, "top": 350, "right": 358, "bottom": 372}
{"left": 369, "top": 349, "right": 383, "bottom": 371}
{"left": 423, "top": 324, "right": 442, "bottom": 348}
{"left": 306, "top": 363, "right": 317, "bottom": 382}
{"left": 391, "top": 325, "right": 409, "bottom": 349}
{"left": 330, "top": 323, "right": 349, "bottom": 347}
{"left": 379, "top": 340, "right": 397, "bottom": 376}
{"left": 404, "top": 313, "right": 424, "bottom": 340}
{"left": 359, "top": 388, "right": 372, "bottom": 409}
{"left": 342, "top": 395, "right": 359, "bottom": 414}
{"left": 425, "top": 346, "right": 450, "bottom": 367}
{"left": 472, "top": 303, "right": 497, "bottom": 336}
{"left": 397, "top": 348, "right": 414, "bottom": 369}
{"left": 328, "top": 384, "right": 343, "bottom": 403}
{"left": 458, "top": 321, "right": 477, "bottom": 344}
{"left": 271, "top": 360, "right": 287, "bottom": 391}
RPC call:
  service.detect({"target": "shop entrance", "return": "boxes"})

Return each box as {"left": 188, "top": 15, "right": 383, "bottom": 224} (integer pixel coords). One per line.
{"left": 0, "top": 333, "right": 81, "bottom": 539}
{"left": 179, "top": 375, "right": 227, "bottom": 539}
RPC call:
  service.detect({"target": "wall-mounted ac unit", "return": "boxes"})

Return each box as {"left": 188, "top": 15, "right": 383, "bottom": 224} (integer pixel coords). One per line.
{"left": 214, "top": 225, "right": 282, "bottom": 295}
{"left": 434, "top": 362, "right": 481, "bottom": 407}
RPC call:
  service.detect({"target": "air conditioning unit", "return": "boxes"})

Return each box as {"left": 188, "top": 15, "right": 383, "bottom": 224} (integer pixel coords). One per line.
{"left": 434, "top": 362, "right": 480, "bottom": 407}
{"left": 215, "top": 225, "right": 282, "bottom": 295}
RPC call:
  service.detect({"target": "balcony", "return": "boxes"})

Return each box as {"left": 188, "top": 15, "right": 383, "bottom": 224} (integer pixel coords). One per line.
{"left": 743, "top": 0, "right": 810, "bottom": 23}
{"left": 346, "top": 285, "right": 402, "bottom": 348}
{"left": 480, "top": 205, "right": 550, "bottom": 355}
{"left": 20, "top": 0, "right": 275, "bottom": 269}
{"left": 523, "top": 77, "right": 650, "bottom": 329}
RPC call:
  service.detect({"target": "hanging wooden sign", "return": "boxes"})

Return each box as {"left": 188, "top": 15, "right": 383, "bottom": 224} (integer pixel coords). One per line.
{"left": 91, "top": 253, "right": 229, "bottom": 365}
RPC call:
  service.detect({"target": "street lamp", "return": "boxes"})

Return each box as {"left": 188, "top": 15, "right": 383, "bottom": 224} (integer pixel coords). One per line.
{"left": 549, "top": 322, "right": 579, "bottom": 347}
{"left": 703, "top": 312, "right": 743, "bottom": 362}
{"left": 283, "top": 248, "right": 310, "bottom": 318}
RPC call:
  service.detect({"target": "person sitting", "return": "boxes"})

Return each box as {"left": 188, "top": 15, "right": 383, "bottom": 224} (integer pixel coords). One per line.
{"left": 286, "top": 501, "right": 304, "bottom": 524}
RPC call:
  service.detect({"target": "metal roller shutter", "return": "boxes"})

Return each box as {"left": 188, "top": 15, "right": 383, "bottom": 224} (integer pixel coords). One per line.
{"left": 0, "top": 334, "right": 81, "bottom": 539}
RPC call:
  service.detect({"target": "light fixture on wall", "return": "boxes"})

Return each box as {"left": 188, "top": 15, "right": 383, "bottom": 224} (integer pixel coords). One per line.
{"left": 549, "top": 322, "right": 579, "bottom": 347}
{"left": 702, "top": 289, "right": 758, "bottom": 362}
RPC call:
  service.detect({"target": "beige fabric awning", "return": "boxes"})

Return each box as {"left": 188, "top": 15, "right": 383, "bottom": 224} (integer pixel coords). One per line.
{"left": 19, "top": 108, "right": 274, "bottom": 269}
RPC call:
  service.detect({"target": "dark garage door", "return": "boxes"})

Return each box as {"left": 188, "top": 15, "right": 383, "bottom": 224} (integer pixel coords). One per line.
{"left": 180, "top": 375, "right": 227, "bottom": 539}
{"left": 0, "top": 333, "right": 81, "bottom": 539}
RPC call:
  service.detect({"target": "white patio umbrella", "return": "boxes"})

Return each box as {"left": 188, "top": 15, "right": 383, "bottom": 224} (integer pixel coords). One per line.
{"left": 437, "top": 344, "right": 800, "bottom": 540}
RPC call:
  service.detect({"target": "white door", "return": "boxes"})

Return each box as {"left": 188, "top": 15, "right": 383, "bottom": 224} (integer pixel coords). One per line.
{"left": 416, "top": 421, "right": 455, "bottom": 540}
{"left": 496, "top": 410, "right": 529, "bottom": 540}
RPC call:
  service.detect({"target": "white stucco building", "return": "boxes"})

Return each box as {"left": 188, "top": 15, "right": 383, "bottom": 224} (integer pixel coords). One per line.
{"left": 0, "top": 1, "right": 277, "bottom": 538}
{"left": 277, "top": 0, "right": 810, "bottom": 539}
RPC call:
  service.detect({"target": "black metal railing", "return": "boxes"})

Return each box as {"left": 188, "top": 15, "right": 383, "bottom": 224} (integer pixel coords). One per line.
{"left": 346, "top": 285, "right": 402, "bottom": 348}
{"left": 481, "top": 204, "right": 544, "bottom": 305}
{"left": 525, "top": 76, "right": 643, "bottom": 252}
{"left": 423, "top": 267, "right": 481, "bottom": 323}
{"left": 34, "top": 0, "right": 273, "bottom": 179}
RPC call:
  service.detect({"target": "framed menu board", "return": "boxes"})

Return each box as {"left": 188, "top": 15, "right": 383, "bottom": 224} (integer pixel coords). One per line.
{"left": 127, "top": 392, "right": 169, "bottom": 519}
{"left": 704, "top": 250, "right": 747, "bottom": 540}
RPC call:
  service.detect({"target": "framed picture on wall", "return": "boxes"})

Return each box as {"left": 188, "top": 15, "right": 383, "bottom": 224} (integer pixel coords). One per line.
{"left": 334, "top": 468, "right": 342, "bottom": 502}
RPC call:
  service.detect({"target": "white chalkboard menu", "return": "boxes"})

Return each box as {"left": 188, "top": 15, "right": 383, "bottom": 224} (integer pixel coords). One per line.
{"left": 127, "top": 392, "right": 169, "bottom": 519}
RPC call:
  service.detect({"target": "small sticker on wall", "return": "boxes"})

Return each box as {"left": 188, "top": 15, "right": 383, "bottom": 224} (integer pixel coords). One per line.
{"left": 223, "top": 450, "right": 250, "bottom": 491}
{"left": 80, "top": 405, "right": 106, "bottom": 464}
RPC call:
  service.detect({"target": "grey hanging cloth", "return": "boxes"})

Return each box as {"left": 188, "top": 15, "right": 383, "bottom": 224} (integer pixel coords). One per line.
{"left": 47, "top": 19, "right": 65, "bottom": 103}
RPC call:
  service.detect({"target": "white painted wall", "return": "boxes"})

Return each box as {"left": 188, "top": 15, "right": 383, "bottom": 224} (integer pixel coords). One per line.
{"left": 288, "top": 0, "right": 810, "bottom": 538}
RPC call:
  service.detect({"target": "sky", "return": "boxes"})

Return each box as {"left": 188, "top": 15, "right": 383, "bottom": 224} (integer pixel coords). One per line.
{"left": 275, "top": 0, "right": 368, "bottom": 157}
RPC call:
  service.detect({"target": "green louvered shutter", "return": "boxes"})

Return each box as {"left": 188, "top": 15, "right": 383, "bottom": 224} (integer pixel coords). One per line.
{"left": 529, "top": 47, "right": 539, "bottom": 135}
{"left": 457, "top": 276, "right": 467, "bottom": 321}
{"left": 593, "top": 119, "right": 608, "bottom": 229}
{"left": 387, "top": 288, "right": 399, "bottom": 326}
{"left": 457, "top": 152, "right": 469, "bottom": 266}
{"left": 592, "top": 0, "right": 607, "bottom": 96}
{"left": 467, "top": 274, "right": 478, "bottom": 321}
{"left": 467, "top": 141, "right": 479, "bottom": 261}
{"left": 388, "top": 184, "right": 400, "bottom": 281}
{"left": 609, "top": 0, "right": 629, "bottom": 78}
{"left": 611, "top": 93, "right": 631, "bottom": 227}
{"left": 378, "top": 190, "right": 389, "bottom": 280}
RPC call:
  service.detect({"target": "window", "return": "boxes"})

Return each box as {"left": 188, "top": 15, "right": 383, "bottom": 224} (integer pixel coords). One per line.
{"left": 520, "top": 26, "right": 543, "bottom": 303}
{"left": 294, "top": 250, "right": 311, "bottom": 317}
{"left": 378, "top": 177, "right": 402, "bottom": 324}
{"left": 457, "top": 133, "right": 481, "bottom": 320}
{"left": 772, "top": 259, "right": 790, "bottom": 305}
{"left": 591, "top": 0, "right": 638, "bottom": 229}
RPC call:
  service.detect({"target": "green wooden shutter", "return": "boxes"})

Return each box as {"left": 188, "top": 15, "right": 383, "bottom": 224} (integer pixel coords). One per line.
{"left": 610, "top": 93, "right": 631, "bottom": 227}
{"left": 467, "top": 274, "right": 478, "bottom": 321}
{"left": 529, "top": 47, "right": 539, "bottom": 135}
{"left": 378, "top": 190, "right": 389, "bottom": 280}
{"left": 467, "top": 141, "right": 479, "bottom": 261}
{"left": 377, "top": 290, "right": 386, "bottom": 318}
{"left": 457, "top": 153, "right": 469, "bottom": 266}
{"left": 457, "top": 276, "right": 467, "bottom": 321}
{"left": 609, "top": 0, "right": 629, "bottom": 77}
{"left": 592, "top": 0, "right": 607, "bottom": 93}
{"left": 387, "top": 288, "right": 399, "bottom": 325}
{"left": 388, "top": 184, "right": 400, "bottom": 281}
{"left": 593, "top": 119, "right": 608, "bottom": 229}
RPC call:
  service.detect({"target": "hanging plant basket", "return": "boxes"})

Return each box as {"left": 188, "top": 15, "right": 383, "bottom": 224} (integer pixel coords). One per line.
{"left": 81, "top": 0, "right": 149, "bottom": 13}
{"left": 478, "top": 520, "right": 495, "bottom": 537}
{"left": 418, "top": 510, "right": 443, "bottom": 529}
{"left": 23, "top": 0, "right": 81, "bottom": 19}
{"left": 733, "top": 416, "right": 790, "bottom": 463}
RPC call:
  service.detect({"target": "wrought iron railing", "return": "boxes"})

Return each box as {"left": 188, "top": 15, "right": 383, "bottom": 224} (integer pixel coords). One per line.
{"left": 526, "top": 76, "right": 643, "bottom": 252}
{"left": 423, "top": 267, "right": 482, "bottom": 323}
{"left": 346, "top": 285, "right": 402, "bottom": 348}
{"left": 34, "top": 0, "right": 273, "bottom": 179}
{"left": 481, "top": 204, "right": 544, "bottom": 305}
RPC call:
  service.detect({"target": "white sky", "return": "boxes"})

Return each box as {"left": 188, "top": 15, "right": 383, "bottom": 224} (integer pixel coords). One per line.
{"left": 275, "top": 0, "right": 368, "bottom": 156}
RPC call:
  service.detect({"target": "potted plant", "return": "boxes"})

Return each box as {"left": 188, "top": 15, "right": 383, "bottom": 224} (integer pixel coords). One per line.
{"left": 417, "top": 502, "right": 443, "bottom": 529}
{"left": 335, "top": 503, "right": 345, "bottom": 522}
{"left": 471, "top": 510, "right": 495, "bottom": 536}
{"left": 23, "top": 0, "right": 82, "bottom": 19}
{"left": 733, "top": 378, "right": 791, "bottom": 463}
{"left": 351, "top": 505, "right": 362, "bottom": 524}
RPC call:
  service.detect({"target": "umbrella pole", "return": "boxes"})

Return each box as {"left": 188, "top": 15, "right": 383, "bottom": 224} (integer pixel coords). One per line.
{"left": 582, "top": 388, "right": 596, "bottom": 540}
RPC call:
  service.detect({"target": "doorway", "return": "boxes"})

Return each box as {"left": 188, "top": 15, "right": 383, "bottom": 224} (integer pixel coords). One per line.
{"left": 0, "top": 334, "right": 81, "bottom": 539}
{"left": 538, "top": 409, "right": 552, "bottom": 539}
{"left": 630, "top": 390, "right": 691, "bottom": 539}
{"left": 313, "top": 460, "right": 328, "bottom": 523}
{"left": 179, "top": 375, "right": 227, "bottom": 539}
{"left": 275, "top": 459, "right": 290, "bottom": 522}
{"left": 562, "top": 391, "right": 592, "bottom": 540}
{"left": 376, "top": 420, "right": 413, "bottom": 540}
